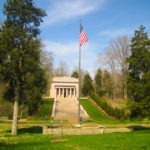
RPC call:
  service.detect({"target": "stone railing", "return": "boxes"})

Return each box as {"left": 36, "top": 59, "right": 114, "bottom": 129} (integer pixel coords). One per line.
{"left": 74, "top": 98, "right": 89, "bottom": 118}
{"left": 43, "top": 125, "right": 132, "bottom": 136}
{"left": 43, "top": 125, "right": 104, "bottom": 135}
{"left": 51, "top": 97, "right": 56, "bottom": 118}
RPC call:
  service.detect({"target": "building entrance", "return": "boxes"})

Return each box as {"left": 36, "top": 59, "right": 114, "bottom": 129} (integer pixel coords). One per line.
{"left": 50, "top": 77, "right": 79, "bottom": 100}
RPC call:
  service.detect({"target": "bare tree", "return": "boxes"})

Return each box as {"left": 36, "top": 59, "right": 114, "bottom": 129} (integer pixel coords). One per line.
{"left": 110, "top": 35, "right": 130, "bottom": 99}
{"left": 40, "top": 50, "right": 54, "bottom": 96}
{"left": 0, "top": 19, "right": 3, "bottom": 27}
{"left": 54, "top": 61, "right": 69, "bottom": 77}
{"left": 40, "top": 50, "right": 54, "bottom": 78}
{"left": 104, "top": 50, "right": 117, "bottom": 100}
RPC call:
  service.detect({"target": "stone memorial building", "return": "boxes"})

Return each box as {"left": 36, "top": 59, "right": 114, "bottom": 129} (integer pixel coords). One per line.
{"left": 50, "top": 76, "right": 79, "bottom": 100}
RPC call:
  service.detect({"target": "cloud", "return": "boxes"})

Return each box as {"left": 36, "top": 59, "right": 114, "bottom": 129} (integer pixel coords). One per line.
{"left": 43, "top": 40, "right": 78, "bottom": 56}
{"left": 99, "top": 27, "right": 134, "bottom": 39}
{"left": 43, "top": 40, "right": 80, "bottom": 71}
{"left": 44, "top": 0, "right": 107, "bottom": 26}
{"left": 43, "top": 40, "right": 99, "bottom": 77}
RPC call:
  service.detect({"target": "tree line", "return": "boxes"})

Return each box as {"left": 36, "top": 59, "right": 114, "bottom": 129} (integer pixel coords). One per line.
{"left": 75, "top": 25, "right": 150, "bottom": 120}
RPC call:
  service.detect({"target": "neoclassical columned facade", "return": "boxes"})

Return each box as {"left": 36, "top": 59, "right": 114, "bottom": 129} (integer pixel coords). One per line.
{"left": 50, "top": 77, "right": 79, "bottom": 100}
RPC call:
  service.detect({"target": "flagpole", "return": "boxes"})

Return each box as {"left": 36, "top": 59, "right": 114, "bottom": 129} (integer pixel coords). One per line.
{"left": 78, "top": 20, "right": 88, "bottom": 124}
{"left": 78, "top": 20, "right": 81, "bottom": 124}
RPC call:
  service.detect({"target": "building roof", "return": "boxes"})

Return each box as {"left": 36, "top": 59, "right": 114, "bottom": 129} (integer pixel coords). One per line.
{"left": 52, "top": 76, "right": 78, "bottom": 83}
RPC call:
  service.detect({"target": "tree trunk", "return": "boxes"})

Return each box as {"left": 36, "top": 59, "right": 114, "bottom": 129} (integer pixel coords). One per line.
{"left": 11, "top": 83, "right": 19, "bottom": 135}
{"left": 123, "top": 74, "right": 128, "bottom": 100}
{"left": 123, "top": 86, "right": 127, "bottom": 100}
{"left": 112, "top": 69, "right": 116, "bottom": 100}
{"left": 123, "top": 70, "right": 128, "bottom": 100}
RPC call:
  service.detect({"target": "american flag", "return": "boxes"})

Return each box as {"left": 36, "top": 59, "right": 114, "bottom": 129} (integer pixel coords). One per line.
{"left": 80, "top": 24, "right": 88, "bottom": 46}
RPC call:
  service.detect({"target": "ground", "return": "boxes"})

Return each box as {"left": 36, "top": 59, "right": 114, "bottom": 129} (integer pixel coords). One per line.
{"left": 0, "top": 124, "right": 150, "bottom": 150}
{"left": 0, "top": 97, "right": 150, "bottom": 149}
{"left": 105, "top": 97, "right": 128, "bottom": 109}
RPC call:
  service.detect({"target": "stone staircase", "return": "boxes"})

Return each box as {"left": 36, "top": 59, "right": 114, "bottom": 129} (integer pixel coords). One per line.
{"left": 54, "top": 98, "right": 88, "bottom": 123}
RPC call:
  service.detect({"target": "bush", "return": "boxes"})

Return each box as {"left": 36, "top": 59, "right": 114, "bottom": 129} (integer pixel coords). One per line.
{"left": 0, "top": 98, "right": 28, "bottom": 119}
{"left": 90, "top": 92, "right": 127, "bottom": 120}
{"left": 0, "top": 101, "right": 13, "bottom": 117}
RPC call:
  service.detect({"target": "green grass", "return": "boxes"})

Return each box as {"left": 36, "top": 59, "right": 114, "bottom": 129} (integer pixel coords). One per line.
{"left": 0, "top": 97, "right": 150, "bottom": 149}
{"left": 80, "top": 99, "right": 120, "bottom": 124}
{"left": 80, "top": 99, "right": 150, "bottom": 125}
{"left": 0, "top": 126, "right": 150, "bottom": 150}
{"left": 30, "top": 98, "right": 54, "bottom": 120}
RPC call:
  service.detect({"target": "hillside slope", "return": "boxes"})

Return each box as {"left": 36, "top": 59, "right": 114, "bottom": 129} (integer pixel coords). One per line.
{"left": 80, "top": 98, "right": 120, "bottom": 124}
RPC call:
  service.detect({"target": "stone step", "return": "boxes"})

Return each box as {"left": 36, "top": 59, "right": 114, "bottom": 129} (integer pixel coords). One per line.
{"left": 54, "top": 98, "right": 88, "bottom": 122}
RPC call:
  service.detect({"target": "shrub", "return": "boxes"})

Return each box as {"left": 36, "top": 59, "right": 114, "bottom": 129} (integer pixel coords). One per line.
{"left": 90, "top": 92, "right": 127, "bottom": 120}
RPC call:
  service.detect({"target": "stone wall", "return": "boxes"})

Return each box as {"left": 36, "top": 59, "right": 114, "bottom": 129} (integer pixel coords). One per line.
{"left": 43, "top": 125, "right": 132, "bottom": 136}
{"left": 43, "top": 126, "right": 104, "bottom": 135}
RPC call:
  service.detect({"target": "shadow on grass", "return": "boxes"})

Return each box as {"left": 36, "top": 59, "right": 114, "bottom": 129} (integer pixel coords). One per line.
{"left": 18, "top": 126, "right": 42, "bottom": 134}
{"left": 128, "top": 125, "right": 150, "bottom": 131}
{"left": 0, "top": 142, "right": 5, "bottom": 146}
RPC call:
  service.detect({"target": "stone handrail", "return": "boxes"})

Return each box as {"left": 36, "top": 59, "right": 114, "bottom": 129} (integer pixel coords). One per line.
{"left": 74, "top": 98, "right": 89, "bottom": 117}
{"left": 51, "top": 97, "right": 56, "bottom": 117}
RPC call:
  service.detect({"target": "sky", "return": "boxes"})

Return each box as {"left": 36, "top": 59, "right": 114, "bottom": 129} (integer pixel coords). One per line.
{"left": 0, "top": 0, "right": 150, "bottom": 77}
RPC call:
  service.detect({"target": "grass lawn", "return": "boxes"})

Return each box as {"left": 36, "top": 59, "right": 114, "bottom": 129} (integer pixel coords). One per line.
{"left": 80, "top": 99, "right": 120, "bottom": 124}
{"left": 30, "top": 98, "right": 54, "bottom": 121}
{"left": 0, "top": 98, "right": 150, "bottom": 149}
{"left": 0, "top": 126, "right": 150, "bottom": 150}
{"left": 80, "top": 98, "right": 150, "bottom": 125}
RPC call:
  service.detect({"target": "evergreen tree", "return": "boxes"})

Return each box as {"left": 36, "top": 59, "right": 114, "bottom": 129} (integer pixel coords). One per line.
{"left": 94, "top": 68, "right": 103, "bottom": 96}
{"left": 127, "top": 25, "right": 150, "bottom": 119}
{"left": 103, "top": 70, "right": 113, "bottom": 97}
{"left": 71, "top": 71, "right": 79, "bottom": 78}
{"left": 0, "top": 0, "right": 46, "bottom": 135}
{"left": 82, "top": 73, "right": 94, "bottom": 96}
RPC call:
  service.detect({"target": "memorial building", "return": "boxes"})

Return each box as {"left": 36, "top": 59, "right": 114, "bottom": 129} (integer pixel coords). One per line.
{"left": 50, "top": 76, "right": 79, "bottom": 100}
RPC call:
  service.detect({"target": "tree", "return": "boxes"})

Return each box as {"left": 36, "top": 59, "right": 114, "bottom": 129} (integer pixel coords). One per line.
{"left": 127, "top": 25, "right": 150, "bottom": 119}
{"left": 110, "top": 36, "right": 130, "bottom": 99}
{"left": 71, "top": 68, "right": 85, "bottom": 95}
{"left": 40, "top": 50, "right": 53, "bottom": 78}
{"left": 0, "top": 19, "right": 2, "bottom": 27}
{"left": 94, "top": 68, "right": 103, "bottom": 96}
{"left": 82, "top": 73, "right": 94, "bottom": 96}
{"left": 104, "top": 50, "right": 117, "bottom": 100}
{"left": 71, "top": 71, "right": 79, "bottom": 78}
{"left": 40, "top": 50, "right": 54, "bottom": 96}
{"left": 54, "top": 61, "right": 69, "bottom": 77}
{"left": 0, "top": 0, "right": 46, "bottom": 135}
{"left": 102, "top": 70, "right": 113, "bottom": 97}
{"left": 102, "top": 35, "right": 130, "bottom": 100}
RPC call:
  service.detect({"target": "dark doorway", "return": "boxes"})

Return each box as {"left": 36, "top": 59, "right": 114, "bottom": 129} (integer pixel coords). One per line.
{"left": 64, "top": 88, "right": 66, "bottom": 98}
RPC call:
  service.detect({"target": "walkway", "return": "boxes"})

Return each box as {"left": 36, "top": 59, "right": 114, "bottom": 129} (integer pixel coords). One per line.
{"left": 54, "top": 98, "right": 88, "bottom": 123}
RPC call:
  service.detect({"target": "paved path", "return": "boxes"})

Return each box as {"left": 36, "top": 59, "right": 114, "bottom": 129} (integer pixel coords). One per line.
{"left": 54, "top": 98, "right": 88, "bottom": 123}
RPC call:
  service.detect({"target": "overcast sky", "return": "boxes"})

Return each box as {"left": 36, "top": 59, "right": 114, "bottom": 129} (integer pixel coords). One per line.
{"left": 0, "top": 0, "right": 150, "bottom": 76}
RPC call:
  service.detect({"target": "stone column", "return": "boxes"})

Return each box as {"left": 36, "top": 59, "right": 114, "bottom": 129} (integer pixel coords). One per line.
{"left": 56, "top": 88, "right": 58, "bottom": 98}
{"left": 54, "top": 88, "right": 56, "bottom": 99}
{"left": 66, "top": 88, "right": 68, "bottom": 98}
{"left": 58, "top": 88, "right": 60, "bottom": 98}
{"left": 74, "top": 87, "right": 76, "bottom": 97}
{"left": 62, "top": 88, "right": 64, "bottom": 98}
{"left": 72, "top": 88, "right": 74, "bottom": 98}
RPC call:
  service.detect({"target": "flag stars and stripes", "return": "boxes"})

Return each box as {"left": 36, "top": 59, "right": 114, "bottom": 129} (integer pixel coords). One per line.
{"left": 80, "top": 24, "right": 88, "bottom": 46}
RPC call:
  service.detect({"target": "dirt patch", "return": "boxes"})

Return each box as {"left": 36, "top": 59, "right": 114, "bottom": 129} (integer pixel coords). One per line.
{"left": 51, "top": 139, "right": 68, "bottom": 143}
{"left": 105, "top": 97, "right": 127, "bottom": 109}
